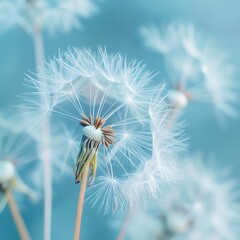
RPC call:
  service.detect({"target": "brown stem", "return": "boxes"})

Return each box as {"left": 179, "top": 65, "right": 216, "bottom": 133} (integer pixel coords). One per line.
{"left": 116, "top": 209, "right": 132, "bottom": 240}
{"left": 7, "top": 191, "right": 31, "bottom": 240}
{"left": 74, "top": 162, "right": 90, "bottom": 240}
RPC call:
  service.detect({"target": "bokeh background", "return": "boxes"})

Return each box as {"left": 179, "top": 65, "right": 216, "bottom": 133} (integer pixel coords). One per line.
{"left": 0, "top": 0, "right": 240, "bottom": 239}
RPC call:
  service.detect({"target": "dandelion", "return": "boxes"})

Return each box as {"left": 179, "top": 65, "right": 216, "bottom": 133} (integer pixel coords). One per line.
{"left": 124, "top": 154, "right": 240, "bottom": 240}
{"left": 162, "top": 154, "right": 240, "bottom": 239}
{"left": 140, "top": 23, "right": 239, "bottom": 120}
{"left": 0, "top": 127, "right": 37, "bottom": 240}
{"left": 23, "top": 47, "right": 184, "bottom": 240}
{"left": 0, "top": 0, "right": 98, "bottom": 69}
{"left": 0, "top": 0, "right": 97, "bottom": 34}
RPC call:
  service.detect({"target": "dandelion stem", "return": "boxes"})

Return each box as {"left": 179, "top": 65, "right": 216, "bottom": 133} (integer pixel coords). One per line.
{"left": 7, "top": 190, "right": 31, "bottom": 240}
{"left": 33, "top": 21, "right": 44, "bottom": 69}
{"left": 33, "top": 20, "right": 52, "bottom": 240}
{"left": 116, "top": 209, "right": 131, "bottom": 240}
{"left": 42, "top": 151, "right": 52, "bottom": 240}
{"left": 74, "top": 162, "right": 90, "bottom": 240}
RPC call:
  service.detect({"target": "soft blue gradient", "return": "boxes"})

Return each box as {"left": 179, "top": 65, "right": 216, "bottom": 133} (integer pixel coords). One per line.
{"left": 0, "top": 0, "right": 240, "bottom": 239}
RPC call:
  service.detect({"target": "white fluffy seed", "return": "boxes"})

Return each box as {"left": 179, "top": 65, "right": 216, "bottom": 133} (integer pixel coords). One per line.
{"left": 0, "top": 161, "right": 15, "bottom": 183}
{"left": 166, "top": 211, "right": 191, "bottom": 233}
{"left": 82, "top": 125, "right": 103, "bottom": 142}
{"left": 168, "top": 90, "right": 188, "bottom": 109}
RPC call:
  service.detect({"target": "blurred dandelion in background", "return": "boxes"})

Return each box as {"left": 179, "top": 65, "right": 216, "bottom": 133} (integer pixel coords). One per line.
{"left": 0, "top": 0, "right": 97, "bottom": 34}
{"left": 0, "top": 0, "right": 98, "bottom": 67}
{"left": 0, "top": 125, "right": 38, "bottom": 240}
{"left": 161, "top": 155, "right": 240, "bottom": 240}
{"left": 140, "top": 23, "right": 239, "bottom": 120}
{"left": 121, "top": 154, "right": 240, "bottom": 240}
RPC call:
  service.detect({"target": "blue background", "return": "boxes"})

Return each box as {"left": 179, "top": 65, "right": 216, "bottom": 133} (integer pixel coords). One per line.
{"left": 0, "top": 0, "right": 240, "bottom": 239}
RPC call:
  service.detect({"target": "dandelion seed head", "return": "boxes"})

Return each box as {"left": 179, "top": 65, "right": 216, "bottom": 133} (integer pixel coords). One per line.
{"left": 160, "top": 154, "right": 240, "bottom": 239}
{"left": 123, "top": 155, "right": 240, "bottom": 240}
{"left": 140, "top": 22, "right": 239, "bottom": 118}
{"left": 0, "top": 126, "right": 38, "bottom": 209}
{"left": 0, "top": 0, "right": 97, "bottom": 34}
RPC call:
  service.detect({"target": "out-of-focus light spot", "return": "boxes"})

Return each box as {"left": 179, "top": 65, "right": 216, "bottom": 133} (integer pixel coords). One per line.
{"left": 123, "top": 133, "right": 129, "bottom": 138}
{"left": 193, "top": 200, "right": 202, "bottom": 211}
{"left": 201, "top": 65, "right": 209, "bottom": 75}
